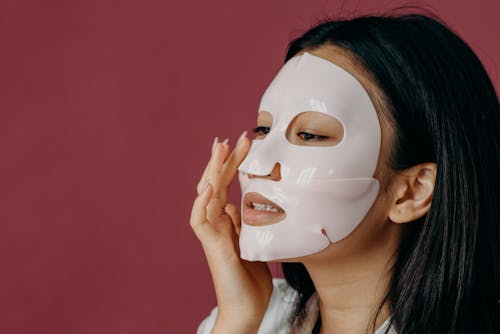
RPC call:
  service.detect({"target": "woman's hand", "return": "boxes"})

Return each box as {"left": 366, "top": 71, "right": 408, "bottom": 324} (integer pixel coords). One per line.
{"left": 190, "top": 132, "right": 273, "bottom": 333}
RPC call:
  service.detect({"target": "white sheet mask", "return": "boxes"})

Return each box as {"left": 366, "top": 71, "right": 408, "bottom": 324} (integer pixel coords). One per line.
{"left": 237, "top": 52, "right": 382, "bottom": 261}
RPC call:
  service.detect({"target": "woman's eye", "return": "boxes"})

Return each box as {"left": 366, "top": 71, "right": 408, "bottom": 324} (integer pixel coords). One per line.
{"left": 252, "top": 126, "right": 270, "bottom": 137}
{"left": 297, "top": 131, "right": 328, "bottom": 141}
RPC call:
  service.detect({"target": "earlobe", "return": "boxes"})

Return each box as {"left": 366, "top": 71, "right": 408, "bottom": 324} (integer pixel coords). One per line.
{"left": 388, "top": 162, "right": 437, "bottom": 224}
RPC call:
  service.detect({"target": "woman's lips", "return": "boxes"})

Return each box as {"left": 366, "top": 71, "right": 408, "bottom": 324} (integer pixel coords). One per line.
{"left": 242, "top": 192, "right": 286, "bottom": 226}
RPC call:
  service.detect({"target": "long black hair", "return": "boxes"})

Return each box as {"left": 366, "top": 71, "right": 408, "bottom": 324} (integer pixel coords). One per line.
{"left": 282, "top": 12, "right": 500, "bottom": 334}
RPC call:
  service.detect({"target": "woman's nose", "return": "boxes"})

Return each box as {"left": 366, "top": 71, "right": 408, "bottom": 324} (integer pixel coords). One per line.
{"left": 247, "top": 163, "right": 282, "bottom": 181}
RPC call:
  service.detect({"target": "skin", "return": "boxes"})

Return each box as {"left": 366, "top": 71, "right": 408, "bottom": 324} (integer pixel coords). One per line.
{"left": 190, "top": 44, "right": 437, "bottom": 334}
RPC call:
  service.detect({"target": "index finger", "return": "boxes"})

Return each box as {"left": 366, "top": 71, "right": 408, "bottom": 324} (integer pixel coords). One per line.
{"left": 220, "top": 132, "right": 251, "bottom": 189}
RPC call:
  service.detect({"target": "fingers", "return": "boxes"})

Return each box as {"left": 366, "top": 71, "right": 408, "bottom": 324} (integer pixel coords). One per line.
{"left": 205, "top": 141, "right": 232, "bottom": 221}
{"left": 197, "top": 131, "right": 249, "bottom": 195}
{"left": 196, "top": 137, "right": 229, "bottom": 194}
{"left": 196, "top": 137, "right": 218, "bottom": 194}
{"left": 197, "top": 131, "right": 249, "bottom": 221}
{"left": 209, "top": 140, "right": 228, "bottom": 195}
{"left": 225, "top": 203, "right": 242, "bottom": 235}
{"left": 190, "top": 182, "right": 214, "bottom": 233}
{"left": 220, "top": 132, "right": 250, "bottom": 189}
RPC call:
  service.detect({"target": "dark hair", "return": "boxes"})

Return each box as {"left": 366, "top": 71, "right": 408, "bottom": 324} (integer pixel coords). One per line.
{"left": 282, "top": 12, "right": 500, "bottom": 334}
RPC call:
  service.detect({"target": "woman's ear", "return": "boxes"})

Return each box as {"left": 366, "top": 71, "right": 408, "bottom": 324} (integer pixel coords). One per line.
{"left": 388, "top": 162, "right": 437, "bottom": 224}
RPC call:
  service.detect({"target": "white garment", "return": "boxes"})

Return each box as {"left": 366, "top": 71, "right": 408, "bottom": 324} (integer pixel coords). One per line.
{"left": 197, "top": 278, "right": 397, "bottom": 334}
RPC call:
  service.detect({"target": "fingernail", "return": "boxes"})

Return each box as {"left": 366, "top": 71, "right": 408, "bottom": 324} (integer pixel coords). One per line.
{"left": 222, "top": 138, "right": 229, "bottom": 146}
{"left": 201, "top": 179, "right": 210, "bottom": 192}
{"left": 212, "top": 137, "right": 218, "bottom": 154}
{"left": 236, "top": 131, "right": 247, "bottom": 147}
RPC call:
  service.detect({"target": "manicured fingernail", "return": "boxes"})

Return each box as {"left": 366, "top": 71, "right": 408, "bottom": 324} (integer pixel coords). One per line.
{"left": 237, "top": 131, "right": 247, "bottom": 147}
{"left": 212, "top": 137, "right": 218, "bottom": 154}
{"left": 222, "top": 138, "right": 229, "bottom": 146}
{"left": 201, "top": 179, "right": 210, "bottom": 192}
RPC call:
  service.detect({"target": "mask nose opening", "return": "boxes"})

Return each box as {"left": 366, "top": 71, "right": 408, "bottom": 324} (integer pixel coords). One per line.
{"left": 246, "top": 162, "right": 282, "bottom": 181}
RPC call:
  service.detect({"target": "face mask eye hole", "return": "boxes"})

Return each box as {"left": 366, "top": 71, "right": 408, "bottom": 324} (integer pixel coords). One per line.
{"left": 286, "top": 111, "right": 344, "bottom": 146}
{"left": 252, "top": 126, "right": 270, "bottom": 139}
{"left": 253, "top": 110, "right": 273, "bottom": 140}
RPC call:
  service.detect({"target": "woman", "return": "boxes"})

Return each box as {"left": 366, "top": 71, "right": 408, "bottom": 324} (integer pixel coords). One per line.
{"left": 191, "top": 13, "right": 500, "bottom": 334}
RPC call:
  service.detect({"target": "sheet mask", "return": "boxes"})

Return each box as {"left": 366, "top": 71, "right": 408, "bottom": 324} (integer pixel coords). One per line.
{"left": 237, "top": 52, "right": 381, "bottom": 261}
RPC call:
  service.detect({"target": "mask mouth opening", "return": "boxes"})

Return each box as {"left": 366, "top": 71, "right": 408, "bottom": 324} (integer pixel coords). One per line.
{"left": 243, "top": 192, "right": 285, "bottom": 212}
{"left": 242, "top": 192, "right": 287, "bottom": 226}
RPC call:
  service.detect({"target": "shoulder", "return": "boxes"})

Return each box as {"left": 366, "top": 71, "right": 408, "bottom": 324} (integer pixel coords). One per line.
{"left": 197, "top": 278, "right": 298, "bottom": 334}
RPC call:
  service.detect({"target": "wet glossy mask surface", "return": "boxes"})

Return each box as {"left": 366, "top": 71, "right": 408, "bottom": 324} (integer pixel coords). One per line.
{"left": 238, "top": 52, "right": 381, "bottom": 261}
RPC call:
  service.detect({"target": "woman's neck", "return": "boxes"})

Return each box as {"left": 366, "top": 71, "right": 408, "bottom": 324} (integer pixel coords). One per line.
{"left": 303, "top": 224, "right": 401, "bottom": 334}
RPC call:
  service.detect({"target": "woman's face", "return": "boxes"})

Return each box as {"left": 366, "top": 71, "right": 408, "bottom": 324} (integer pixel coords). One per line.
{"left": 246, "top": 44, "right": 402, "bottom": 263}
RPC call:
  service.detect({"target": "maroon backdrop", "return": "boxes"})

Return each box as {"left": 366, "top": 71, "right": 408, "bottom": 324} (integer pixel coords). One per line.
{"left": 0, "top": 0, "right": 498, "bottom": 333}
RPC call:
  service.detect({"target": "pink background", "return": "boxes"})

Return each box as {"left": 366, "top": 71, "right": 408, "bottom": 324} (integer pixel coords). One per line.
{"left": 0, "top": 0, "right": 498, "bottom": 333}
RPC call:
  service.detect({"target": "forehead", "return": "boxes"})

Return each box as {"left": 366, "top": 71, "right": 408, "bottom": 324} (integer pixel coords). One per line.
{"left": 258, "top": 50, "right": 377, "bottom": 127}
{"left": 299, "top": 45, "right": 379, "bottom": 101}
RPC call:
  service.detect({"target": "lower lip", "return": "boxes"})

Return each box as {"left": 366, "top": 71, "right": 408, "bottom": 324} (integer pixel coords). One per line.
{"left": 242, "top": 206, "right": 286, "bottom": 226}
